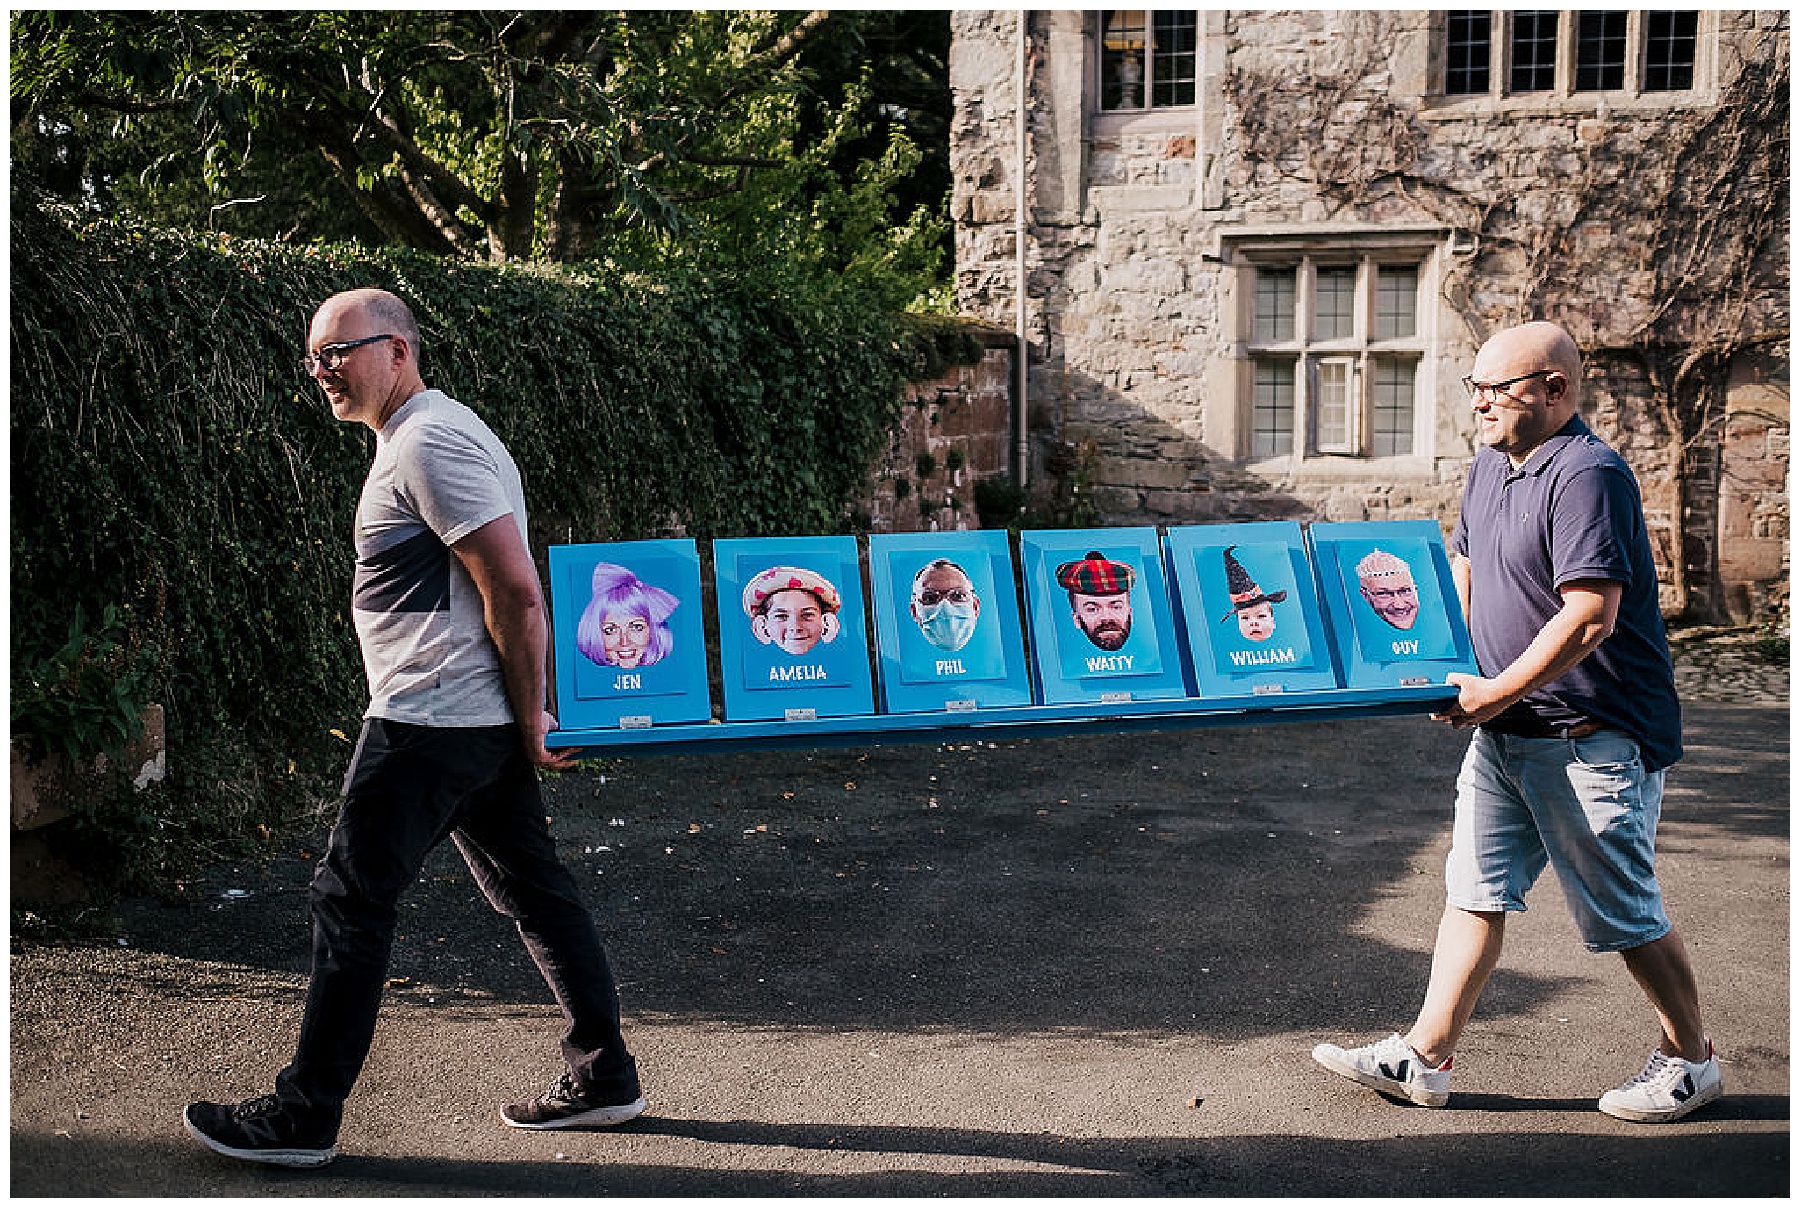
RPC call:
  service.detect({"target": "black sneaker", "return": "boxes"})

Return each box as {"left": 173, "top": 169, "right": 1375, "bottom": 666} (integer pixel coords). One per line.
{"left": 182, "top": 1094, "right": 337, "bottom": 1168}
{"left": 500, "top": 1072, "right": 647, "bottom": 1130}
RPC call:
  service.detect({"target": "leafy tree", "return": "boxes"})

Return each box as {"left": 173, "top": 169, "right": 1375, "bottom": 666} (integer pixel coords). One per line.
{"left": 11, "top": 9, "right": 950, "bottom": 296}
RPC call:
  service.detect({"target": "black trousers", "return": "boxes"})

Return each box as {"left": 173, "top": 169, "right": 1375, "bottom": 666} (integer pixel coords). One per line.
{"left": 273, "top": 719, "right": 638, "bottom": 1132}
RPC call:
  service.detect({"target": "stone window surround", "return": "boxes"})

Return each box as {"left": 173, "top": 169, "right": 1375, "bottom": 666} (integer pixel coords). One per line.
{"left": 1087, "top": 11, "right": 1203, "bottom": 141}
{"left": 1215, "top": 226, "right": 1451, "bottom": 479}
{"left": 1421, "top": 9, "right": 1721, "bottom": 116}
{"left": 1077, "top": 11, "right": 1225, "bottom": 213}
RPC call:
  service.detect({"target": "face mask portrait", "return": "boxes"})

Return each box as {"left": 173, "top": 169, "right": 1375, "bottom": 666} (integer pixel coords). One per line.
{"left": 1216, "top": 544, "right": 1288, "bottom": 645}
{"left": 576, "top": 561, "right": 679, "bottom": 669}
{"left": 757, "top": 589, "right": 831, "bottom": 656}
{"left": 909, "top": 560, "right": 982, "bottom": 652}
{"left": 915, "top": 599, "right": 979, "bottom": 651}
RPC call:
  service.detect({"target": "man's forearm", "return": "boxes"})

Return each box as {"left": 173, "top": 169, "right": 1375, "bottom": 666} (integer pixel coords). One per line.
{"left": 1443, "top": 578, "right": 1620, "bottom": 726}
{"left": 1480, "top": 595, "right": 1614, "bottom": 713}
{"left": 485, "top": 590, "right": 551, "bottom": 729}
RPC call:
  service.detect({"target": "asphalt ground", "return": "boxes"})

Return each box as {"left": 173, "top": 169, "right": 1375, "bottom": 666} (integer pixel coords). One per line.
{"left": 9, "top": 652, "right": 1790, "bottom": 1197}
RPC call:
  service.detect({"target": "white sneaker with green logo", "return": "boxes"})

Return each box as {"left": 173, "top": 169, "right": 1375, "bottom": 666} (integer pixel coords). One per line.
{"left": 1598, "top": 1042, "right": 1723, "bottom": 1123}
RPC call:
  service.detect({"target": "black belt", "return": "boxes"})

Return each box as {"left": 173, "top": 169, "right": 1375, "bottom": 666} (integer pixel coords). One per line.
{"left": 1483, "top": 717, "right": 1605, "bottom": 739}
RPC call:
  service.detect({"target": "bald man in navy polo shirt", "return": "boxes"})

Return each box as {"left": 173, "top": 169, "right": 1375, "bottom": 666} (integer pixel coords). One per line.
{"left": 1312, "top": 321, "right": 1721, "bottom": 1124}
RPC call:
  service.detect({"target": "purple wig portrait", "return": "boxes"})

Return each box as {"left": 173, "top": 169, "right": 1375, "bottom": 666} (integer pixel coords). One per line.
{"left": 576, "top": 562, "right": 679, "bottom": 668}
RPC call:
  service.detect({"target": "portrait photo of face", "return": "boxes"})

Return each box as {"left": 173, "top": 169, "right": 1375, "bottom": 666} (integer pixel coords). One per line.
{"left": 1071, "top": 592, "right": 1133, "bottom": 650}
{"left": 909, "top": 559, "right": 982, "bottom": 652}
{"left": 743, "top": 566, "right": 842, "bottom": 657}
{"left": 600, "top": 613, "right": 652, "bottom": 667}
{"left": 1056, "top": 550, "right": 1137, "bottom": 652}
{"left": 1234, "top": 600, "right": 1276, "bottom": 642}
{"left": 575, "top": 562, "right": 678, "bottom": 669}
{"left": 1217, "top": 545, "right": 1287, "bottom": 645}
{"left": 1356, "top": 548, "right": 1420, "bottom": 631}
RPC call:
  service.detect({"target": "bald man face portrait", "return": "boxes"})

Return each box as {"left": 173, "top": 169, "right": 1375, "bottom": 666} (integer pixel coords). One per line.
{"left": 305, "top": 288, "right": 423, "bottom": 432}
{"left": 1465, "top": 320, "right": 1583, "bottom": 467}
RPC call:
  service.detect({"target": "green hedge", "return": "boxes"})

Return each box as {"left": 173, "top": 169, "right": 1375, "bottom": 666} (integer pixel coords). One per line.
{"left": 11, "top": 199, "right": 951, "bottom": 885}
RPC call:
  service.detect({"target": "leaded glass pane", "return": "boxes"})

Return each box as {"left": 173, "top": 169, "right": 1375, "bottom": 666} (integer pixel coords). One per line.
{"left": 1253, "top": 359, "right": 1295, "bottom": 457}
{"left": 1254, "top": 268, "right": 1295, "bottom": 343}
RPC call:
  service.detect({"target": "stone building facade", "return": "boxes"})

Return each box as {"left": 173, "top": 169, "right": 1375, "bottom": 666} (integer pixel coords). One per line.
{"left": 951, "top": 10, "right": 1789, "bottom": 622}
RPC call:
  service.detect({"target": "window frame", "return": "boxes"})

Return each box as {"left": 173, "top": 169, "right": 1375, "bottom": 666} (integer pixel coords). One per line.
{"left": 1433, "top": 9, "right": 1714, "bottom": 110}
{"left": 1095, "top": 10, "right": 1200, "bottom": 114}
{"left": 1444, "top": 10, "right": 1493, "bottom": 95}
{"left": 1241, "top": 254, "right": 1431, "bottom": 463}
{"left": 1225, "top": 231, "right": 1445, "bottom": 471}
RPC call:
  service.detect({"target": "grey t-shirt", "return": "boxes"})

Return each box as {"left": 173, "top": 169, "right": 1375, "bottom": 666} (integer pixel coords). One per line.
{"left": 352, "top": 389, "right": 528, "bottom": 726}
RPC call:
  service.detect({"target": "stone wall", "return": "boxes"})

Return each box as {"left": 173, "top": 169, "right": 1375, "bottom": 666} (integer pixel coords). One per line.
{"left": 950, "top": 9, "right": 1790, "bottom": 622}
{"left": 1716, "top": 349, "right": 1791, "bottom": 622}
{"left": 864, "top": 338, "right": 1015, "bottom": 533}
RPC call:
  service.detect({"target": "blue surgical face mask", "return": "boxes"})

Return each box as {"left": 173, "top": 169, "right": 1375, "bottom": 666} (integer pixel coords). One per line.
{"left": 916, "top": 600, "right": 978, "bottom": 651}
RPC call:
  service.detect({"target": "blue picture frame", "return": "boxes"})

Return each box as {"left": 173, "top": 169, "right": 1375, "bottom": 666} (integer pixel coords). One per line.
{"left": 713, "top": 535, "right": 875, "bottom": 721}
{"left": 547, "top": 540, "right": 712, "bottom": 729}
{"left": 1309, "top": 519, "right": 1479, "bottom": 690}
{"left": 1020, "top": 528, "right": 1188, "bottom": 705}
{"left": 869, "top": 531, "right": 1034, "bottom": 713}
{"left": 1165, "top": 522, "right": 1341, "bottom": 698}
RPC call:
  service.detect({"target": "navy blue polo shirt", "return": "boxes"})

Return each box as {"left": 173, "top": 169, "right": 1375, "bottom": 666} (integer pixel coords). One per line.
{"left": 1451, "top": 416, "right": 1682, "bottom": 771}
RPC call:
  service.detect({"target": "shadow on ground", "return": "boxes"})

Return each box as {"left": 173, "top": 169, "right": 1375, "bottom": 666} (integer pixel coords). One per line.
{"left": 11, "top": 1107, "right": 1789, "bottom": 1197}
{"left": 94, "top": 714, "right": 1573, "bottom": 1037}
{"left": 83, "top": 704, "right": 1785, "bottom": 1043}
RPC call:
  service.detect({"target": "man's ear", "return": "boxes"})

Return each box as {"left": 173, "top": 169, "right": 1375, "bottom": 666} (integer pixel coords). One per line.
{"left": 1545, "top": 372, "right": 1566, "bottom": 398}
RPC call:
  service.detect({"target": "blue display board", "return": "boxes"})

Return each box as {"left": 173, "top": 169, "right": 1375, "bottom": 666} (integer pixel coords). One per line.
{"left": 547, "top": 540, "right": 712, "bottom": 728}
{"left": 1019, "top": 528, "right": 1188, "bottom": 705}
{"left": 1165, "top": 522, "right": 1341, "bottom": 698}
{"left": 713, "top": 535, "right": 876, "bottom": 721}
{"left": 868, "top": 531, "right": 1034, "bottom": 713}
{"left": 1309, "top": 519, "right": 1479, "bottom": 689}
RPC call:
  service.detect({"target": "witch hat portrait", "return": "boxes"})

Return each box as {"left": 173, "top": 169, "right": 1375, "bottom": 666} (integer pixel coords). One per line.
{"left": 1218, "top": 545, "right": 1287, "bottom": 641}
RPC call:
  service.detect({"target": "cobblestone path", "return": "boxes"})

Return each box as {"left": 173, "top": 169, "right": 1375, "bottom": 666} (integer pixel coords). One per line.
{"left": 1668, "top": 627, "right": 1789, "bottom": 706}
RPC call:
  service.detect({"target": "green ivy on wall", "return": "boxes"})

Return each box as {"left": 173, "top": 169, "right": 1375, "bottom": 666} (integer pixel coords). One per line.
{"left": 10, "top": 199, "right": 970, "bottom": 888}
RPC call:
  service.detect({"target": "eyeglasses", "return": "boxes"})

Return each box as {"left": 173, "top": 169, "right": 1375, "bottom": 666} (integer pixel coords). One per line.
{"left": 303, "top": 333, "right": 395, "bottom": 375}
{"left": 915, "top": 588, "right": 973, "bottom": 606}
{"left": 1461, "top": 368, "right": 1554, "bottom": 404}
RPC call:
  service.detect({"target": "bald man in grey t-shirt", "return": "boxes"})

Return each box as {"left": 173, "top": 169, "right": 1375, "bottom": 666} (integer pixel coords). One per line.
{"left": 184, "top": 289, "right": 644, "bottom": 1169}
{"left": 351, "top": 385, "right": 530, "bottom": 726}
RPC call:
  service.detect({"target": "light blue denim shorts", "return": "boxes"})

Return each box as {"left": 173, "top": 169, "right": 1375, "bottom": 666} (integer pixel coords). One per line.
{"left": 1446, "top": 726, "right": 1671, "bottom": 953}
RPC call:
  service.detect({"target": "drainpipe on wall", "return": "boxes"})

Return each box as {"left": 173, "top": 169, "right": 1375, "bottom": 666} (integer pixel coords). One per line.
{"left": 1013, "top": 9, "right": 1030, "bottom": 491}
